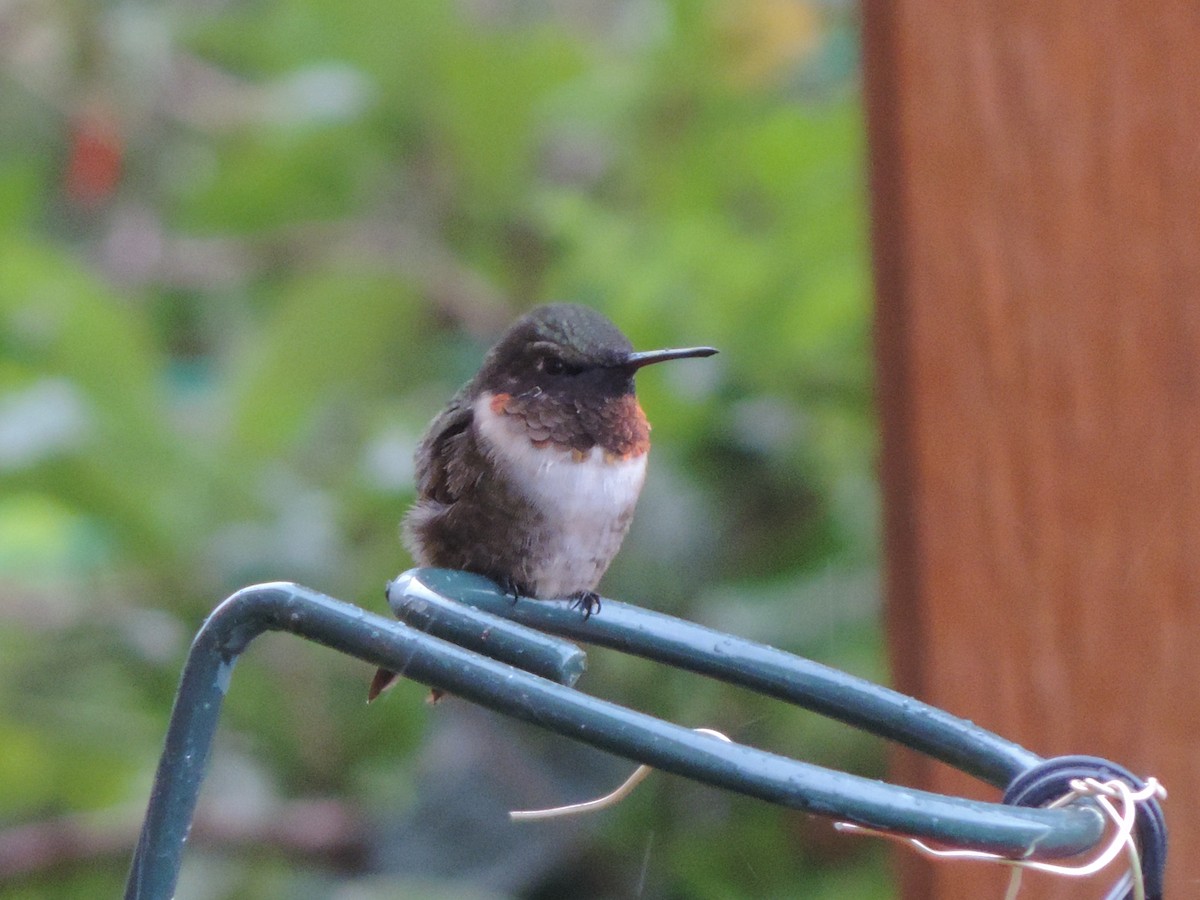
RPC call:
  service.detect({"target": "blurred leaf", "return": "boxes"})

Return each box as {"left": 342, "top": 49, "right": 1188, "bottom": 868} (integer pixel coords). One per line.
{"left": 226, "top": 269, "right": 420, "bottom": 461}
{"left": 174, "top": 125, "right": 386, "bottom": 234}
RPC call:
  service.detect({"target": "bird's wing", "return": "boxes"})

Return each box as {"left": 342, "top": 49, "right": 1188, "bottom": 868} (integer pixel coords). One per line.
{"left": 413, "top": 393, "right": 476, "bottom": 505}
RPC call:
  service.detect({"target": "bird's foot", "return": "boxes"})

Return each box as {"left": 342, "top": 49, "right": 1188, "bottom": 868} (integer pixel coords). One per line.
{"left": 569, "top": 591, "right": 601, "bottom": 620}
{"left": 496, "top": 575, "right": 522, "bottom": 605}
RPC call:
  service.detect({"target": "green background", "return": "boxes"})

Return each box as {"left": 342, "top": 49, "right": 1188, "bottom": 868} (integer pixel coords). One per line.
{"left": 0, "top": 1, "right": 888, "bottom": 896}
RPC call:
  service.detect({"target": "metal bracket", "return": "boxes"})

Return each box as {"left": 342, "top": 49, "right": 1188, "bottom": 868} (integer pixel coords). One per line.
{"left": 125, "top": 568, "right": 1107, "bottom": 899}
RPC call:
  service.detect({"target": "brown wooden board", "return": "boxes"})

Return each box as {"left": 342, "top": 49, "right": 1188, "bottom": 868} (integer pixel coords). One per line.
{"left": 864, "top": 3, "right": 1199, "bottom": 896}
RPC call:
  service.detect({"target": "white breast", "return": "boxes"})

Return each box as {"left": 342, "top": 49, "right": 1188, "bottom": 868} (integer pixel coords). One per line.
{"left": 474, "top": 392, "right": 648, "bottom": 597}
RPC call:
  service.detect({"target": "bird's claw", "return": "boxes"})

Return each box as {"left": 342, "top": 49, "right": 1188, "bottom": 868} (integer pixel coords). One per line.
{"left": 497, "top": 575, "right": 522, "bottom": 605}
{"left": 569, "top": 591, "right": 601, "bottom": 619}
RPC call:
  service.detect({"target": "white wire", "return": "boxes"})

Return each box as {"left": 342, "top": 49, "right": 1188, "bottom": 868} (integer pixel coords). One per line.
{"left": 835, "top": 777, "right": 1165, "bottom": 898}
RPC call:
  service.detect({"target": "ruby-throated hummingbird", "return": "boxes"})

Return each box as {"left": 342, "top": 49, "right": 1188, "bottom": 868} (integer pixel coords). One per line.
{"left": 368, "top": 303, "right": 716, "bottom": 700}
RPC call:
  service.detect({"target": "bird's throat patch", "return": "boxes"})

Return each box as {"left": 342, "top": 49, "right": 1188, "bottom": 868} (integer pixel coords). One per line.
{"left": 485, "top": 390, "right": 649, "bottom": 459}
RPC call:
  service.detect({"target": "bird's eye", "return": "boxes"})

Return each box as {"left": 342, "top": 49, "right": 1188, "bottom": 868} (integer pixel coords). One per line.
{"left": 539, "top": 356, "right": 569, "bottom": 376}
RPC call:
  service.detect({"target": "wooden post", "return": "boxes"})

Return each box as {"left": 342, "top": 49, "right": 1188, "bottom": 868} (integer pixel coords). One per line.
{"left": 864, "top": 4, "right": 1198, "bottom": 897}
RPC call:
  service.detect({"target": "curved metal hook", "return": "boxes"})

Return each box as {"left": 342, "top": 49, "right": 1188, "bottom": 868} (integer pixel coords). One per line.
{"left": 126, "top": 579, "right": 1106, "bottom": 899}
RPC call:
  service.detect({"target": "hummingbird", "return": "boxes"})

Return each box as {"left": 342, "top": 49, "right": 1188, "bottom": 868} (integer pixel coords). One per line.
{"left": 368, "top": 303, "right": 716, "bottom": 701}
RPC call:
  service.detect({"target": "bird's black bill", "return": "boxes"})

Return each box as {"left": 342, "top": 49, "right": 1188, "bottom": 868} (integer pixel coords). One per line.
{"left": 623, "top": 346, "right": 718, "bottom": 370}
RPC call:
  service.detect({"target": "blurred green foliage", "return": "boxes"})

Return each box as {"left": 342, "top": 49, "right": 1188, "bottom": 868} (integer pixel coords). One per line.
{"left": 0, "top": 0, "right": 887, "bottom": 897}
